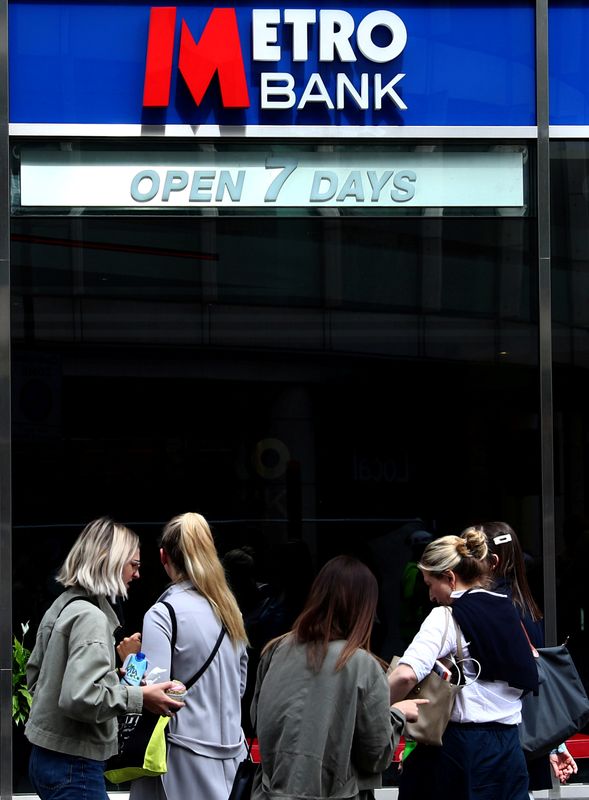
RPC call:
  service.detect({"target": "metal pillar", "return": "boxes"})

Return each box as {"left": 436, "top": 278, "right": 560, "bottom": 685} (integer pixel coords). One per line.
{"left": 536, "top": 0, "right": 557, "bottom": 645}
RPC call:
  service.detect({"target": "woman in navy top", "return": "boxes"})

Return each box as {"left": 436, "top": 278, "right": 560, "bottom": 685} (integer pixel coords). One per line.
{"left": 465, "top": 521, "right": 578, "bottom": 790}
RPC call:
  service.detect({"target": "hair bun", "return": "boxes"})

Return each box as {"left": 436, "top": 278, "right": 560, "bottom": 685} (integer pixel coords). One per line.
{"left": 461, "top": 529, "right": 488, "bottom": 560}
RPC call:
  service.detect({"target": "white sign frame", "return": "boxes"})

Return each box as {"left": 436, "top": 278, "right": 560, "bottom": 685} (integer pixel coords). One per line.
{"left": 20, "top": 149, "right": 525, "bottom": 209}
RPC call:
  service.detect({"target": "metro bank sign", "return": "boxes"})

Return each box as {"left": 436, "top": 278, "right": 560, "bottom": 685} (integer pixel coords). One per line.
{"left": 8, "top": 1, "right": 536, "bottom": 129}
{"left": 144, "top": 7, "right": 407, "bottom": 111}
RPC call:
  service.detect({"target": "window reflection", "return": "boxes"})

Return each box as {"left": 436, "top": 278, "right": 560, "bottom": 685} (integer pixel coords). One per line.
{"left": 551, "top": 140, "right": 589, "bottom": 702}
{"left": 11, "top": 160, "right": 541, "bottom": 790}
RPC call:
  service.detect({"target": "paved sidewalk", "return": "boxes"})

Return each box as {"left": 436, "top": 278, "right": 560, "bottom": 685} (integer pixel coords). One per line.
{"left": 375, "top": 788, "right": 589, "bottom": 799}
{"left": 11, "top": 785, "right": 589, "bottom": 799}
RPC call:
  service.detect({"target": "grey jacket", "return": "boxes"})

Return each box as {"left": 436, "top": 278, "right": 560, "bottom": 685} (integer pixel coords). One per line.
{"left": 251, "top": 637, "right": 405, "bottom": 800}
{"left": 25, "top": 588, "right": 143, "bottom": 760}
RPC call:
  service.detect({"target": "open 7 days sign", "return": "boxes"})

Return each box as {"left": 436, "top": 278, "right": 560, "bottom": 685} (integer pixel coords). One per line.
{"left": 19, "top": 150, "right": 525, "bottom": 208}
{"left": 144, "top": 7, "right": 407, "bottom": 111}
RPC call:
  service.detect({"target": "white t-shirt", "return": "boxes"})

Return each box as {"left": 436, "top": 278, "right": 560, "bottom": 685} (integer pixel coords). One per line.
{"left": 399, "top": 593, "right": 523, "bottom": 724}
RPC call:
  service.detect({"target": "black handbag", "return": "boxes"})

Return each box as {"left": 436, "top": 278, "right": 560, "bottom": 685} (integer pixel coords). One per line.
{"left": 519, "top": 627, "right": 589, "bottom": 759}
{"left": 105, "top": 602, "right": 226, "bottom": 782}
{"left": 228, "top": 738, "right": 258, "bottom": 800}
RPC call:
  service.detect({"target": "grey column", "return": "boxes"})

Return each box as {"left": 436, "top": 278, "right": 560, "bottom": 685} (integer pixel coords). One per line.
{"left": 536, "top": 0, "right": 557, "bottom": 645}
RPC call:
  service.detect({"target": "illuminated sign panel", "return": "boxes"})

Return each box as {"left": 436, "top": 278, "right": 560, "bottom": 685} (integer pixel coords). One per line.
{"left": 20, "top": 149, "right": 525, "bottom": 208}
{"left": 8, "top": 1, "right": 536, "bottom": 128}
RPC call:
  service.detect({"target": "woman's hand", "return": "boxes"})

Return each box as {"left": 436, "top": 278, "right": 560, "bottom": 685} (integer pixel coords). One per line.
{"left": 141, "top": 682, "right": 185, "bottom": 716}
{"left": 393, "top": 698, "right": 429, "bottom": 722}
{"left": 549, "top": 746, "right": 578, "bottom": 784}
{"left": 116, "top": 632, "right": 142, "bottom": 663}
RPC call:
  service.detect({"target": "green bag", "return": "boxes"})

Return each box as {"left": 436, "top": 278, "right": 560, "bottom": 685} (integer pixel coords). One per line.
{"left": 105, "top": 715, "right": 170, "bottom": 784}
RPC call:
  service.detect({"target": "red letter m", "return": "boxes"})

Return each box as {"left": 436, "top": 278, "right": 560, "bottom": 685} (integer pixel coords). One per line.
{"left": 143, "top": 7, "right": 250, "bottom": 108}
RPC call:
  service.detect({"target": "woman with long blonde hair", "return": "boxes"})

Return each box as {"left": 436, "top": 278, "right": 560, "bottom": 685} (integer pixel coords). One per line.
{"left": 130, "top": 512, "right": 248, "bottom": 800}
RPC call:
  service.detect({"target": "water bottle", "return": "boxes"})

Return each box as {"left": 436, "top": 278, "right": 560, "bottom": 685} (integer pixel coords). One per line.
{"left": 121, "top": 652, "right": 148, "bottom": 686}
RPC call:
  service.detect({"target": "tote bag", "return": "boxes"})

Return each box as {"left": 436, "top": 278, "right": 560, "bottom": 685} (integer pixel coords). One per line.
{"left": 389, "top": 610, "right": 479, "bottom": 747}
{"left": 389, "top": 656, "right": 462, "bottom": 747}
{"left": 519, "top": 636, "right": 589, "bottom": 759}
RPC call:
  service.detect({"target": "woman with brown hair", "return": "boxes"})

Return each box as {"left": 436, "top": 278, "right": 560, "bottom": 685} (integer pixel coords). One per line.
{"left": 251, "top": 554, "right": 424, "bottom": 800}
{"left": 130, "top": 512, "right": 248, "bottom": 800}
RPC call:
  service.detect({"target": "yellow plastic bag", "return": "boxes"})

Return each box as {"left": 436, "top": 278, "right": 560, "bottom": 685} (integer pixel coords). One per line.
{"left": 105, "top": 714, "right": 170, "bottom": 784}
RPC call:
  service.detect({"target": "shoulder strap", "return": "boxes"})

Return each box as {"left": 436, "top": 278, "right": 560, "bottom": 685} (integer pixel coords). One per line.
{"left": 158, "top": 599, "right": 225, "bottom": 690}
{"left": 440, "top": 608, "right": 464, "bottom": 662}
{"left": 439, "top": 608, "right": 451, "bottom": 651}
{"left": 160, "top": 601, "right": 178, "bottom": 670}
{"left": 520, "top": 621, "right": 539, "bottom": 658}
{"left": 58, "top": 595, "right": 99, "bottom": 616}
{"left": 451, "top": 611, "right": 464, "bottom": 662}
{"left": 44, "top": 595, "right": 99, "bottom": 645}
{"left": 185, "top": 627, "right": 226, "bottom": 691}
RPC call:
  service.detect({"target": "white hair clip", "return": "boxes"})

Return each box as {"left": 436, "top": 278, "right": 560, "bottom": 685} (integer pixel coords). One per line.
{"left": 493, "top": 533, "right": 512, "bottom": 545}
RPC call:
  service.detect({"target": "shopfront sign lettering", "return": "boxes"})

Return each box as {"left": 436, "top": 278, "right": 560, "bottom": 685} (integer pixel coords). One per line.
{"left": 9, "top": 2, "right": 537, "bottom": 129}
{"left": 143, "top": 6, "right": 408, "bottom": 111}
{"left": 129, "top": 161, "right": 417, "bottom": 203}
{"left": 19, "top": 149, "right": 525, "bottom": 209}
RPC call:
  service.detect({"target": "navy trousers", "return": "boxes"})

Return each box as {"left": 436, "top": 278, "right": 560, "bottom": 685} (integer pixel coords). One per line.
{"left": 399, "top": 722, "right": 529, "bottom": 800}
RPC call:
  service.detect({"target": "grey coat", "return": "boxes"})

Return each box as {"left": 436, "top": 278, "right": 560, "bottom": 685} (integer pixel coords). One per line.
{"left": 251, "top": 637, "right": 405, "bottom": 800}
{"left": 129, "top": 581, "right": 248, "bottom": 800}
{"left": 26, "top": 588, "right": 143, "bottom": 760}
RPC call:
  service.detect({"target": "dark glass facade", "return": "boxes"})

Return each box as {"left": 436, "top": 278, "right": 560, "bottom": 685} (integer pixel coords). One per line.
{"left": 9, "top": 139, "right": 549, "bottom": 789}
{"left": 2, "top": 37, "right": 589, "bottom": 797}
{"left": 550, "top": 141, "right": 589, "bottom": 697}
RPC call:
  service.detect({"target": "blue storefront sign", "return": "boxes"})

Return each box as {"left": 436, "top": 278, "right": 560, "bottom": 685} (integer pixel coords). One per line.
{"left": 9, "top": 0, "right": 537, "bottom": 129}
{"left": 549, "top": 1, "right": 589, "bottom": 127}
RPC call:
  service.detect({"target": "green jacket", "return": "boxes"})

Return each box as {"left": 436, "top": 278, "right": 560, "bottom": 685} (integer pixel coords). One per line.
{"left": 251, "top": 637, "right": 405, "bottom": 800}
{"left": 25, "top": 588, "right": 143, "bottom": 760}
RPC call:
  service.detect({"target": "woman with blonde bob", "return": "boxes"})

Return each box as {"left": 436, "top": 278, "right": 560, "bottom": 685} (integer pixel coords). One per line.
{"left": 251, "top": 555, "right": 425, "bottom": 800}
{"left": 388, "top": 530, "right": 538, "bottom": 800}
{"left": 26, "top": 517, "right": 183, "bottom": 800}
{"left": 130, "top": 512, "right": 248, "bottom": 800}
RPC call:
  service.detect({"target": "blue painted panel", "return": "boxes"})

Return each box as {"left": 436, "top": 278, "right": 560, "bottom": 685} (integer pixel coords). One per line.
{"left": 550, "top": 1, "right": 589, "bottom": 125}
{"left": 9, "top": 1, "right": 536, "bottom": 126}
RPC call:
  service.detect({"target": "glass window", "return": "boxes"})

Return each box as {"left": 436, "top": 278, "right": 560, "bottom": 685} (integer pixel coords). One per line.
{"left": 550, "top": 141, "right": 589, "bottom": 711}
{"left": 11, "top": 140, "right": 540, "bottom": 791}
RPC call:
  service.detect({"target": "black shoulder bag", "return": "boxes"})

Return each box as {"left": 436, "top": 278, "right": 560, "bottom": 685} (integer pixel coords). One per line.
{"left": 519, "top": 625, "right": 589, "bottom": 758}
{"left": 229, "top": 737, "right": 257, "bottom": 800}
{"left": 105, "top": 602, "right": 226, "bottom": 783}
{"left": 228, "top": 639, "right": 283, "bottom": 800}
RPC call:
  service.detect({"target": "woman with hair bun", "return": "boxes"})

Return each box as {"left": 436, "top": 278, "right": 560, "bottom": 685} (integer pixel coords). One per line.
{"left": 388, "top": 530, "right": 538, "bottom": 800}
{"left": 130, "top": 512, "right": 248, "bottom": 800}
